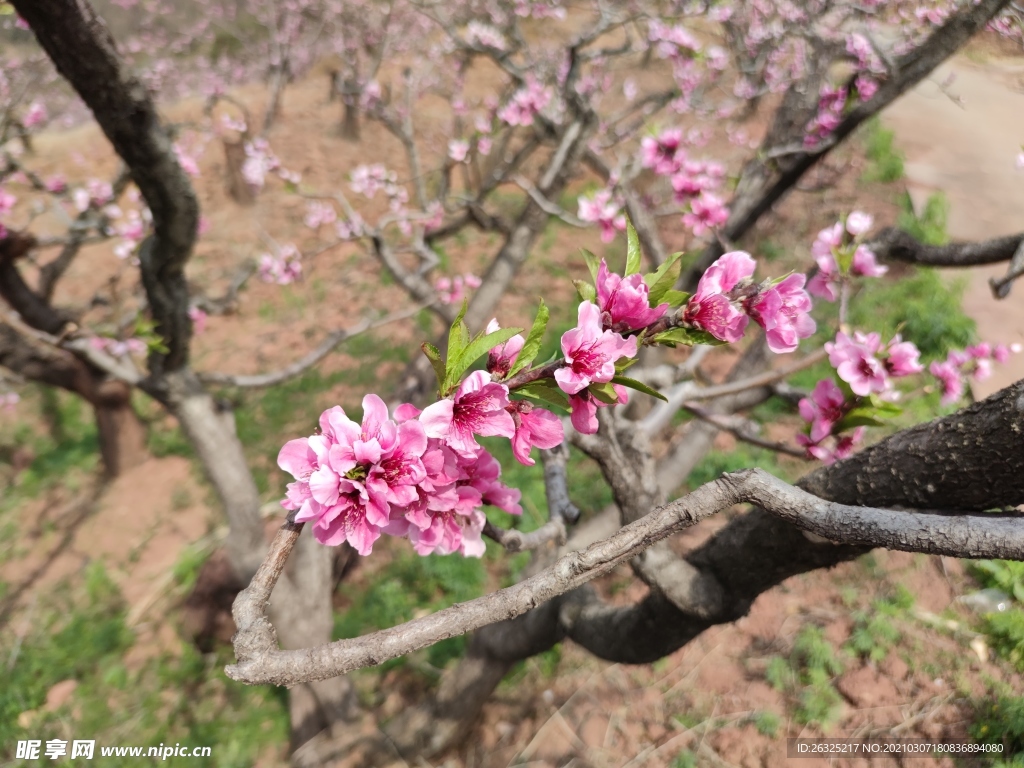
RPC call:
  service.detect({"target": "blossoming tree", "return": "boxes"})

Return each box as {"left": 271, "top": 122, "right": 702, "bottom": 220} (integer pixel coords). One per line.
{"left": 4, "top": 0, "right": 1024, "bottom": 761}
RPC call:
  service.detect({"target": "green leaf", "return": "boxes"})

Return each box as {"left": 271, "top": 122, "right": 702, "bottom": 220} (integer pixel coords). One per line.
{"left": 422, "top": 343, "right": 447, "bottom": 389}
{"left": 580, "top": 248, "right": 601, "bottom": 283}
{"left": 615, "top": 355, "right": 639, "bottom": 373}
{"left": 661, "top": 289, "right": 690, "bottom": 308}
{"left": 509, "top": 300, "right": 549, "bottom": 377}
{"left": 514, "top": 381, "right": 569, "bottom": 412}
{"left": 625, "top": 219, "right": 642, "bottom": 276}
{"left": 836, "top": 399, "right": 902, "bottom": 432}
{"left": 644, "top": 252, "right": 684, "bottom": 306}
{"left": 652, "top": 328, "right": 727, "bottom": 347}
{"left": 447, "top": 299, "right": 470, "bottom": 365}
{"left": 611, "top": 375, "right": 669, "bottom": 402}
{"left": 865, "top": 394, "right": 902, "bottom": 416}
{"left": 589, "top": 381, "right": 621, "bottom": 405}
{"left": 835, "top": 412, "right": 885, "bottom": 431}
{"left": 574, "top": 279, "right": 597, "bottom": 303}
{"left": 448, "top": 325, "right": 524, "bottom": 387}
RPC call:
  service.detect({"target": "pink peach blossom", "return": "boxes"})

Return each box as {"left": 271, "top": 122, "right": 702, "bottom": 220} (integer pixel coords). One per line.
{"left": 745, "top": 273, "right": 816, "bottom": 354}
{"left": 485, "top": 318, "right": 525, "bottom": 378}
{"left": 595, "top": 259, "right": 668, "bottom": 333}
{"left": 825, "top": 331, "right": 887, "bottom": 396}
{"left": 799, "top": 379, "right": 847, "bottom": 443}
{"left": 683, "top": 251, "right": 755, "bottom": 343}
{"left": 508, "top": 401, "right": 563, "bottom": 465}
{"left": 280, "top": 395, "right": 428, "bottom": 554}
{"left": 420, "top": 370, "right": 515, "bottom": 458}
{"left": 568, "top": 385, "right": 628, "bottom": 435}
{"left": 555, "top": 302, "right": 638, "bottom": 395}
{"left": 851, "top": 245, "right": 887, "bottom": 277}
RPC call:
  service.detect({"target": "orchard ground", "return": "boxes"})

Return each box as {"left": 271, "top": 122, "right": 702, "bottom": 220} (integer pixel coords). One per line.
{"left": 2, "top": 37, "right": 1024, "bottom": 768}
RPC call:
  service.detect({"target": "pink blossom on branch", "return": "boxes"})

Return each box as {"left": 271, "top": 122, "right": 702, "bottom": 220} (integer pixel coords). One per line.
{"left": 508, "top": 401, "right": 564, "bottom": 466}
{"left": 798, "top": 378, "right": 847, "bottom": 443}
{"left": 419, "top": 370, "right": 516, "bottom": 458}
{"left": 682, "top": 250, "right": 756, "bottom": 343}
{"left": 929, "top": 358, "right": 964, "bottom": 406}
{"left": 555, "top": 302, "right": 638, "bottom": 395}
{"left": 682, "top": 192, "right": 729, "bottom": 236}
{"left": 825, "top": 331, "right": 887, "bottom": 396}
{"left": 569, "top": 385, "right": 628, "bottom": 435}
{"left": 595, "top": 259, "right": 668, "bottom": 333}
{"left": 744, "top": 273, "right": 816, "bottom": 354}
{"left": 884, "top": 335, "right": 923, "bottom": 377}
{"left": 577, "top": 189, "right": 626, "bottom": 243}
{"left": 845, "top": 210, "right": 873, "bottom": 236}
{"left": 798, "top": 426, "right": 866, "bottom": 465}
{"left": 640, "top": 128, "right": 685, "bottom": 175}
{"left": 851, "top": 245, "right": 887, "bottom": 277}
{"left": 485, "top": 318, "right": 525, "bottom": 378}
{"left": 279, "top": 396, "right": 429, "bottom": 555}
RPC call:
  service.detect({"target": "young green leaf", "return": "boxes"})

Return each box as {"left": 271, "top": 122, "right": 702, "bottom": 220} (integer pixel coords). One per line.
{"left": 508, "top": 300, "right": 550, "bottom": 378}
{"left": 644, "top": 251, "right": 684, "bottom": 305}
{"left": 652, "top": 327, "right": 727, "bottom": 347}
{"left": 573, "top": 279, "right": 597, "bottom": 303}
{"left": 835, "top": 408, "right": 886, "bottom": 432}
{"left": 625, "top": 218, "right": 642, "bottom": 276}
{"left": 447, "top": 299, "right": 470, "bottom": 364}
{"left": 611, "top": 375, "right": 669, "bottom": 402}
{"left": 580, "top": 248, "right": 601, "bottom": 283}
{"left": 614, "top": 355, "right": 639, "bottom": 373}
{"left": 661, "top": 289, "right": 691, "bottom": 308}
{"left": 446, "top": 327, "right": 524, "bottom": 390}
{"left": 513, "top": 381, "right": 570, "bottom": 411}
{"left": 589, "top": 381, "right": 622, "bottom": 405}
{"left": 422, "top": 343, "right": 447, "bottom": 390}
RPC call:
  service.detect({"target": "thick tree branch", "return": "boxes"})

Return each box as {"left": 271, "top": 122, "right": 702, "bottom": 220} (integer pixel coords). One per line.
{"left": 870, "top": 227, "right": 1024, "bottom": 268}
{"left": 227, "top": 464, "right": 1024, "bottom": 686}
{"left": 13, "top": 0, "right": 200, "bottom": 377}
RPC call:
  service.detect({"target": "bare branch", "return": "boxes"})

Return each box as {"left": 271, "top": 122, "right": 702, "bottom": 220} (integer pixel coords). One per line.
{"left": 483, "top": 520, "right": 566, "bottom": 553}
{"left": 542, "top": 443, "right": 581, "bottom": 525}
{"left": 227, "top": 466, "right": 1024, "bottom": 686}
{"left": 990, "top": 238, "right": 1024, "bottom": 299}
{"left": 197, "top": 304, "right": 427, "bottom": 389}
{"left": 870, "top": 227, "right": 1024, "bottom": 268}
{"left": 683, "top": 403, "right": 808, "bottom": 459}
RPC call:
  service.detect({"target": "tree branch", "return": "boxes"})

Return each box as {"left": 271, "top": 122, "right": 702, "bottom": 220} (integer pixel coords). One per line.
{"left": 196, "top": 304, "right": 427, "bottom": 389}
{"left": 227, "top": 464, "right": 1024, "bottom": 686}
{"left": 870, "top": 227, "right": 1024, "bottom": 268}
{"left": 13, "top": 0, "right": 200, "bottom": 377}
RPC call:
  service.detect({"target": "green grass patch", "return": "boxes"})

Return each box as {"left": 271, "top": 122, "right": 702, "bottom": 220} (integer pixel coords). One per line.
{"left": 897, "top": 191, "right": 950, "bottom": 246}
{"left": 1, "top": 563, "right": 288, "bottom": 766}
{"left": 983, "top": 609, "right": 1024, "bottom": 673}
{"left": 845, "top": 586, "right": 914, "bottom": 662}
{"left": 862, "top": 118, "right": 905, "bottom": 183}
{"left": 765, "top": 625, "right": 846, "bottom": 730}
{"left": 971, "top": 694, "right": 1024, "bottom": 766}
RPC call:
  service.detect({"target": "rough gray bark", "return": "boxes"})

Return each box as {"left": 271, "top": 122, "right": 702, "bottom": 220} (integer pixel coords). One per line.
{"left": 870, "top": 227, "right": 1024, "bottom": 267}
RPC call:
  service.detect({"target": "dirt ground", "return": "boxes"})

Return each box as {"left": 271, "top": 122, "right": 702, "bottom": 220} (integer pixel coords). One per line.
{"left": 884, "top": 49, "right": 1024, "bottom": 398}
{"left": 2, "top": 33, "right": 1023, "bottom": 768}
